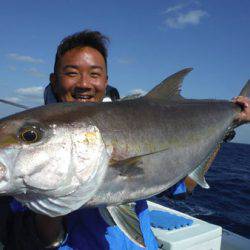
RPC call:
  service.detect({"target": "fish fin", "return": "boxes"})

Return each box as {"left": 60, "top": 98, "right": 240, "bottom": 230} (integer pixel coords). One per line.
{"left": 109, "top": 156, "right": 144, "bottom": 177}
{"left": 99, "top": 207, "right": 116, "bottom": 226}
{"left": 0, "top": 98, "right": 29, "bottom": 109}
{"left": 188, "top": 144, "right": 221, "bottom": 189}
{"left": 100, "top": 204, "right": 145, "bottom": 248}
{"left": 239, "top": 80, "right": 250, "bottom": 97}
{"left": 188, "top": 165, "right": 210, "bottom": 189}
{"left": 109, "top": 148, "right": 168, "bottom": 177}
{"left": 144, "top": 68, "right": 193, "bottom": 101}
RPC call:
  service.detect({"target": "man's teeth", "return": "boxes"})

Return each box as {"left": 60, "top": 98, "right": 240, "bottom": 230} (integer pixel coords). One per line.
{"left": 76, "top": 95, "right": 92, "bottom": 99}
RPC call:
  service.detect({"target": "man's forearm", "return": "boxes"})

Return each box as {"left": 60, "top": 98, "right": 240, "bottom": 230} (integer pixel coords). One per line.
{"left": 35, "top": 214, "right": 66, "bottom": 248}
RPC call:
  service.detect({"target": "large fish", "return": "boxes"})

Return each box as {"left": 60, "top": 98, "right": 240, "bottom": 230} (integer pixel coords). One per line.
{"left": 0, "top": 68, "right": 249, "bottom": 219}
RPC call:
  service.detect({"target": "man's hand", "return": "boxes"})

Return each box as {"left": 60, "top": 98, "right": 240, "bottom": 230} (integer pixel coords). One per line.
{"left": 233, "top": 96, "right": 250, "bottom": 123}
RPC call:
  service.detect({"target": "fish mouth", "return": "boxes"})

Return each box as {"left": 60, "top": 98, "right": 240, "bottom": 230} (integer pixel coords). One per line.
{"left": 0, "top": 163, "right": 6, "bottom": 180}
{"left": 0, "top": 162, "right": 8, "bottom": 192}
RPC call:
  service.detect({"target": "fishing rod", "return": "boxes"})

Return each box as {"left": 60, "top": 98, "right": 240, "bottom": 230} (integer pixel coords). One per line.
{"left": 0, "top": 99, "right": 29, "bottom": 109}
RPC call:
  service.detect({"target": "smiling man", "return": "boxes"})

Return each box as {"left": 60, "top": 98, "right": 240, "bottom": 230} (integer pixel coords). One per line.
{"left": 42, "top": 30, "right": 158, "bottom": 250}
{"left": 50, "top": 45, "right": 108, "bottom": 103}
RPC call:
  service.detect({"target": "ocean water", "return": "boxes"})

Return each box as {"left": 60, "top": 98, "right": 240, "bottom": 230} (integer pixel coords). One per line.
{"left": 154, "top": 143, "right": 250, "bottom": 238}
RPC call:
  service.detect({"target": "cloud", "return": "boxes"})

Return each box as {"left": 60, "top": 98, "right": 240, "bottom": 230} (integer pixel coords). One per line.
{"left": 121, "top": 89, "right": 147, "bottom": 100}
{"left": 162, "top": 1, "right": 208, "bottom": 29}
{"left": 15, "top": 86, "right": 44, "bottom": 98}
{"left": 5, "top": 97, "right": 22, "bottom": 103}
{"left": 164, "top": 3, "right": 187, "bottom": 14}
{"left": 14, "top": 86, "right": 44, "bottom": 105}
{"left": 6, "top": 53, "right": 44, "bottom": 64}
{"left": 129, "top": 89, "right": 147, "bottom": 96}
{"left": 7, "top": 66, "right": 17, "bottom": 71}
{"left": 165, "top": 10, "right": 208, "bottom": 28}
{"left": 25, "top": 68, "right": 47, "bottom": 78}
{"left": 1, "top": 86, "right": 44, "bottom": 109}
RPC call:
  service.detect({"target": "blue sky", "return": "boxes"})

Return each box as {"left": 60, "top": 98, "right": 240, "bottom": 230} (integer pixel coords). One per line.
{"left": 0, "top": 0, "right": 249, "bottom": 143}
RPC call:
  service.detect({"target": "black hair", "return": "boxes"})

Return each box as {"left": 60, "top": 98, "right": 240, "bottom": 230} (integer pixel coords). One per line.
{"left": 53, "top": 30, "right": 109, "bottom": 73}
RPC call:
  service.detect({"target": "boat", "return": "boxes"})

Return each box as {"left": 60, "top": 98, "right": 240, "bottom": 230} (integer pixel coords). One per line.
{"left": 148, "top": 201, "right": 250, "bottom": 250}
{"left": 0, "top": 200, "right": 248, "bottom": 250}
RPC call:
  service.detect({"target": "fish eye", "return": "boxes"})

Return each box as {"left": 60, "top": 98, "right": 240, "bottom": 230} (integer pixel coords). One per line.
{"left": 18, "top": 125, "right": 43, "bottom": 143}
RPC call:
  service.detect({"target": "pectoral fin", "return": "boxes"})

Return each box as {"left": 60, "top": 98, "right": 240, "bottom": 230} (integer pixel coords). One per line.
{"left": 109, "top": 148, "right": 168, "bottom": 177}
{"left": 99, "top": 204, "right": 145, "bottom": 248}
{"left": 109, "top": 156, "right": 144, "bottom": 177}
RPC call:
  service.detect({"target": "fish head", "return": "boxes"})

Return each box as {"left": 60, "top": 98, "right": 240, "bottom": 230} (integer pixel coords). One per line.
{"left": 0, "top": 104, "right": 110, "bottom": 216}
{"left": 0, "top": 116, "right": 54, "bottom": 195}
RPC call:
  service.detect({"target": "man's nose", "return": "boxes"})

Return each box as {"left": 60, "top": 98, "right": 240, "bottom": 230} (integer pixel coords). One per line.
{"left": 76, "top": 74, "right": 92, "bottom": 88}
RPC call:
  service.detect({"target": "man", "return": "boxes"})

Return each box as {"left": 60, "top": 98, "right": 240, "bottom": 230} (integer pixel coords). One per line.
{"left": 40, "top": 30, "right": 159, "bottom": 249}
{"left": 1, "top": 30, "right": 250, "bottom": 250}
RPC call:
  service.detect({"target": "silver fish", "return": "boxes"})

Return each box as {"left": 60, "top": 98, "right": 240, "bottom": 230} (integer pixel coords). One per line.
{"left": 0, "top": 68, "right": 249, "bottom": 219}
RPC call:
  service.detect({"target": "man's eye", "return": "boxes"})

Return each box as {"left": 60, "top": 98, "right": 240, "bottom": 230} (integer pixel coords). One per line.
{"left": 65, "top": 72, "right": 78, "bottom": 76}
{"left": 90, "top": 72, "right": 101, "bottom": 78}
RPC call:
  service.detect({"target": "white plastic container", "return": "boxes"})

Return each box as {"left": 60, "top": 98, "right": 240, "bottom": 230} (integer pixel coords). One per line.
{"left": 147, "top": 201, "right": 222, "bottom": 250}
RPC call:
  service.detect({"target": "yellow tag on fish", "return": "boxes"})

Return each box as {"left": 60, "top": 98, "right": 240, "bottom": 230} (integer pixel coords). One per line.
{"left": 83, "top": 131, "right": 98, "bottom": 144}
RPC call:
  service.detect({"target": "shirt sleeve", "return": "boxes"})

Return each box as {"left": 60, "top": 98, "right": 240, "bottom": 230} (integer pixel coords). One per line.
{"left": 0, "top": 198, "right": 55, "bottom": 250}
{"left": 156, "top": 180, "right": 188, "bottom": 200}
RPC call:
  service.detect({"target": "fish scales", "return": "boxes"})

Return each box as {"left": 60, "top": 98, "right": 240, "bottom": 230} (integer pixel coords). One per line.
{"left": 85, "top": 99, "right": 239, "bottom": 206}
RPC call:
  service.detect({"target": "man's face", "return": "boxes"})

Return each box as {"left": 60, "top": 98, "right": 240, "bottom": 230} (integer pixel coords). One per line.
{"left": 51, "top": 46, "right": 108, "bottom": 103}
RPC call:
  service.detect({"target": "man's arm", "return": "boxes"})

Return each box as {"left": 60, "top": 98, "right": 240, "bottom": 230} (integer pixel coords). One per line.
{"left": 0, "top": 198, "right": 66, "bottom": 250}
{"left": 34, "top": 214, "right": 66, "bottom": 248}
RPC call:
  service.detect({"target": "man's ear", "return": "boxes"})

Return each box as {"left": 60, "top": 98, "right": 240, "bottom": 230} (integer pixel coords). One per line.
{"left": 105, "top": 75, "right": 109, "bottom": 88}
{"left": 50, "top": 73, "right": 57, "bottom": 93}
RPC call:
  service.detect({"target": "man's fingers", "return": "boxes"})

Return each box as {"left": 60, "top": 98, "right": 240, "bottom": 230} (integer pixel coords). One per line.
{"left": 233, "top": 96, "right": 249, "bottom": 107}
{"left": 232, "top": 96, "right": 250, "bottom": 122}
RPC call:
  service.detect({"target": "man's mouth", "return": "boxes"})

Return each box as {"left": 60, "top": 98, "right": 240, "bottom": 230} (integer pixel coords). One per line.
{"left": 71, "top": 93, "right": 95, "bottom": 102}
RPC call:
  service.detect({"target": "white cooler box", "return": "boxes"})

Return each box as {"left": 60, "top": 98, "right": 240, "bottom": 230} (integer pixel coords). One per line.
{"left": 147, "top": 201, "right": 222, "bottom": 250}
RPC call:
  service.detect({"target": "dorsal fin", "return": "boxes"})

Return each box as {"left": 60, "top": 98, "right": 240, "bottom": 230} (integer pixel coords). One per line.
{"left": 239, "top": 80, "right": 250, "bottom": 97}
{"left": 144, "top": 68, "right": 193, "bottom": 101}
